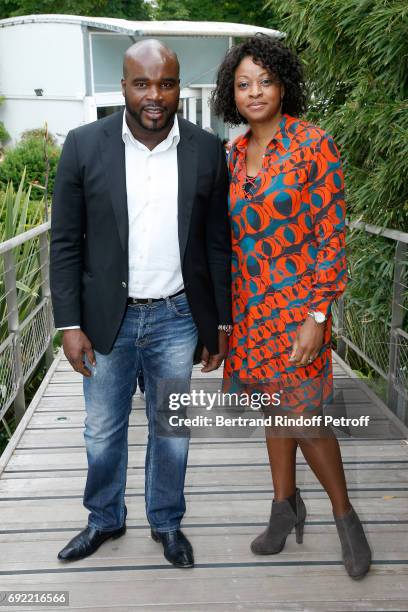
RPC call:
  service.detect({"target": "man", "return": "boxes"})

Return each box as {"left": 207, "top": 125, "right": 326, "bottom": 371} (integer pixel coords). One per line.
{"left": 50, "top": 40, "right": 232, "bottom": 568}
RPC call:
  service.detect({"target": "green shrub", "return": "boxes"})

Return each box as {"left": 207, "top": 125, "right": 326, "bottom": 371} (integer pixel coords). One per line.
{"left": 0, "top": 130, "right": 60, "bottom": 198}
{"left": 268, "top": 0, "right": 408, "bottom": 388}
{"left": 0, "top": 121, "right": 9, "bottom": 146}
{"left": 268, "top": 0, "right": 408, "bottom": 230}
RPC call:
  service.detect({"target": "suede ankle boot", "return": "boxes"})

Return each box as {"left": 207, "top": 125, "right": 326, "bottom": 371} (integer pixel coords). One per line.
{"left": 251, "top": 487, "right": 307, "bottom": 555}
{"left": 334, "top": 506, "right": 371, "bottom": 579}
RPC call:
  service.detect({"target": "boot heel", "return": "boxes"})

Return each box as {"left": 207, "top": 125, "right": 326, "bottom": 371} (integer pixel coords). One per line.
{"left": 295, "top": 518, "right": 305, "bottom": 544}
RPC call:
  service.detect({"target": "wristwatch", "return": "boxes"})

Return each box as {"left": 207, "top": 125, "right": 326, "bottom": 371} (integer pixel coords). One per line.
{"left": 218, "top": 324, "right": 233, "bottom": 336}
{"left": 307, "top": 311, "right": 327, "bottom": 325}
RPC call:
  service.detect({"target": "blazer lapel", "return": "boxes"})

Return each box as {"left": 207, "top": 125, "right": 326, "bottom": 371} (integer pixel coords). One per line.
{"left": 100, "top": 112, "right": 128, "bottom": 253}
{"left": 177, "top": 119, "right": 197, "bottom": 264}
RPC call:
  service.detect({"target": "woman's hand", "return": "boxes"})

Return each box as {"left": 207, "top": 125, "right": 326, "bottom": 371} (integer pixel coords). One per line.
{"left": 289, "top": 317, "right": 325, "bottom": 367}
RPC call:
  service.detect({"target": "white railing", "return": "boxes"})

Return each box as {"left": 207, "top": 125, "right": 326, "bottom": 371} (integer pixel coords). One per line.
{"left": 0, "top": 222, "right": 53, "bottom": 425}
{"left": 333, "top": 220, "right": 408, "bottom": 424}
{"left": 0, "top": 219, "right": 407, "bottom": 433}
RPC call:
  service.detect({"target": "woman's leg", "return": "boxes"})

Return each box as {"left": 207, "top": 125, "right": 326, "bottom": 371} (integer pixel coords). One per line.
{"left": 265, "top": 435, "right": 298, "bottom": 500}
{"left": 296, "top": 432, "right": 371, "bottom": 579}
{"left": 296, "top": 434, "right": 351, "bottom": 517}
{"left": 250, "top": 433, "right": 305, "bottom": 554}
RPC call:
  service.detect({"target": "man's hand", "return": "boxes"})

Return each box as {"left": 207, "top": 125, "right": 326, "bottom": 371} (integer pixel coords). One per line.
{"left": 200, "top": 330, "right": 229, "bottom": 373}
{"left": 289, "top": 317, "right": 325, "bottom": 367}
{"left": 63, "top": 329, "right": 96, "bottom": 377}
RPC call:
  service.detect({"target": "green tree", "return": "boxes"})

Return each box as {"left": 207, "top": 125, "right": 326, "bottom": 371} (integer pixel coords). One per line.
{"left": 0, "top": 0, "right": 151, "bottom": 20}
{"left": 267, "top": 0, "right": 408, "bottom": 385}
{"left": 154, "top": 0, "right": 279, "bottom": 29}
{"left": 268, "top": 0, "right": 408, "bottom": 230}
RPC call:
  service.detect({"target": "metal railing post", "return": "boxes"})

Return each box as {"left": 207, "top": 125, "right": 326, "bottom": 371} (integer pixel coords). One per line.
{"left": 387, "top": 240, "right": 407, "bottom": 415}
{"left": 39, "top": 232, "right": 54, "bottom": 368}
{"left": 3, "top": 250, "right": 26, "bottom": 423}
{"left": 336, "top": 296, "right": 346, "bottom": 360}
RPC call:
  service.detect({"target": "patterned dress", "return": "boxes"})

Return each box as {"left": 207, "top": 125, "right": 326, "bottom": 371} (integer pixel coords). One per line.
{"left": 223, "top": 114, "right": 347, "bottom": 411}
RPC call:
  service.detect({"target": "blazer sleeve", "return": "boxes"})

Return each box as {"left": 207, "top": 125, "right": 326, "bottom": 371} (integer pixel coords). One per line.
{"left": 49, "top": 129, "right": 85, "bottom": 328}
{"left": 206, "top": 139, "right": 232, "bottom": 324}
{"left": 307, "top": 133, "right": 347, "bottom": 318}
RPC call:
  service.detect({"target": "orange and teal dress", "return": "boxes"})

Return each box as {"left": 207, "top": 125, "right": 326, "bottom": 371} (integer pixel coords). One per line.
{"left": 223, "top": 114, "right": 347, "bottom": 411}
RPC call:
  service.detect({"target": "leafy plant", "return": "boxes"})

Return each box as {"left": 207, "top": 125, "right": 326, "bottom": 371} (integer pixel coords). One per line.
{"left": 0, "top": 171, "right": 44, "bottom": 342}
{"left": 0, "top": 173, "right": 54, "bottom": 457}
{"left": 268, "top": 0, "right": 408, "bottom": 393}
{"left": 268, "top": 0, "right": 408, "bottom": 230}
{"left": 0, "top": 130, "right": 60, "bottom": 199}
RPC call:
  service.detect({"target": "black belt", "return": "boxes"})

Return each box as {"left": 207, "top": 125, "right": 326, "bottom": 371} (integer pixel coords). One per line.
{"left": 127, "top": 288, "right": 185, "bottom": 305}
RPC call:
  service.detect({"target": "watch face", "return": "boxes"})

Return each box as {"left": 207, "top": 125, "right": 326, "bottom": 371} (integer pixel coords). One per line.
{"left": 315, "top": 311, "right": 326, "bottom": 323}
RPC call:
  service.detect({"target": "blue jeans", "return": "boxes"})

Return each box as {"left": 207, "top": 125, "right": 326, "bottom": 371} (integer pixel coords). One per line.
{"left": 82, "top": 292, "right": 198, "bottom": 533}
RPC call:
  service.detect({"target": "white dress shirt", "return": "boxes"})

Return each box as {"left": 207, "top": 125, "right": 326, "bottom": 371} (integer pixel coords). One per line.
{"left": 58, "top": 111, "right": 183, "bottom": 330}
{"left": 123, "top": 110, "right": 183, "bottom": 298}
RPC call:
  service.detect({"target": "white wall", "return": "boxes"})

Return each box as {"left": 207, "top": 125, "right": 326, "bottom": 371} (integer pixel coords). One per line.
{"left": 0, "top": 99, "right": 85, "bottom": 144}
{"left": 0, "top": 22, "right": 87, "bottom": 142}
{"left": 0, "top": 22, "right": 86, "bottom": 96}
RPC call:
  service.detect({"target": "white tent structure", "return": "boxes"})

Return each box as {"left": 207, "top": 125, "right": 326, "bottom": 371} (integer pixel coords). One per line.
{"left": 0, "top": 14, "right": 282, "bottom": 143}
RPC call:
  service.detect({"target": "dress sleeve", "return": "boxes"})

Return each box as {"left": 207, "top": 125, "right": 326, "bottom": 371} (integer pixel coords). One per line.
{"left": 307, "top": 133, "right": 347, "bottom": 318}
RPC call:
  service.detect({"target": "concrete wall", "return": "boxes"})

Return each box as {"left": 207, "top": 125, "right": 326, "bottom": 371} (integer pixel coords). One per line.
{"left": 0, "top": 20, "right": 244, "bottom": 143}
{"left": 0, "top": 99, "right": 85, "bottom": 145}
{"left": 0, "top": 22, "right": 87, "bottom": 142}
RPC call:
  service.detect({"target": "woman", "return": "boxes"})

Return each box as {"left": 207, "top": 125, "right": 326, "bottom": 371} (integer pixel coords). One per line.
{"left": 212, "top": 34, "right": 371, "bottom": 579}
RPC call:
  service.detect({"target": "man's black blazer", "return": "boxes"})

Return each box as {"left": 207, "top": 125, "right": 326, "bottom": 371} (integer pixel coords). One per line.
{"left": 50, "top": 111, "right": 232, "bottom": 355}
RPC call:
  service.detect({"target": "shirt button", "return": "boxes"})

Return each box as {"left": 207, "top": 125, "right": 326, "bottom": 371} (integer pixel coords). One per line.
{"left": 121, "top": 281, "right": 127, "bottom": 288}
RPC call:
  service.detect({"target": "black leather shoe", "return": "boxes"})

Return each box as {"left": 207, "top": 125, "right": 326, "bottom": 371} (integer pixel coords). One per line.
{"left": 58, "top": 509, "right": 127, "bottom": 561}
{"left": 151, "top": 529, "right": 194, "bottom": 568}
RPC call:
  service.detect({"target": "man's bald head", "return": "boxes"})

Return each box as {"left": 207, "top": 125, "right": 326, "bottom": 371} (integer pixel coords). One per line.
{"left": 123, "top": 39, "right": 179, "bottom": 79}
{"left": 121, "top": 38, "right": 181, "bottom": 137}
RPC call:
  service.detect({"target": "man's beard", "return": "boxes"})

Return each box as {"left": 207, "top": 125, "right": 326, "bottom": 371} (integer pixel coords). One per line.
{"left": 124, "top": 96, "right": 175, "bottom": 133}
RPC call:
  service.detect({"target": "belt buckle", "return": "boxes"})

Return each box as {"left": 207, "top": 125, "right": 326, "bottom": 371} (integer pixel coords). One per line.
{"left": 129, "top": 297, "right": 153, "bottom": 305}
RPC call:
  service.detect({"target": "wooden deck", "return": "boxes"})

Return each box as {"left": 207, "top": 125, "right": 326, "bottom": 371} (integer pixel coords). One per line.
{"left": 0, "top": 350, "right": 408, "bottom": 611}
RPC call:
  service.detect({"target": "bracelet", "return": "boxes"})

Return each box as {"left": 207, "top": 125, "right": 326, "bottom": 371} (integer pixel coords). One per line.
{"left": 218, "top": 324, "right": 233, "bottom": 336}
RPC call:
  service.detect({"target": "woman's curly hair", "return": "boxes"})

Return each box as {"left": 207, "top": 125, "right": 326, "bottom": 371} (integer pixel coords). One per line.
{"left": 212, "top": 34, "right": 307, "bottom": 125}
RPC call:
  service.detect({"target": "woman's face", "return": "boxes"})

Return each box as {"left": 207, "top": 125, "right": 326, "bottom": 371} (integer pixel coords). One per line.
{"left": 234, "top": 56, "right": 284, "bottom": 125}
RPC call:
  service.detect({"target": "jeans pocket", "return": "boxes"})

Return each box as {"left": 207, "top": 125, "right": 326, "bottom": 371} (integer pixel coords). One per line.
{"left": 169, "top": 293, "right": 191, "bottom": 318}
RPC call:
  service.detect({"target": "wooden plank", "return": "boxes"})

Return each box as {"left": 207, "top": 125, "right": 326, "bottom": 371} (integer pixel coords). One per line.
{"left": 15, "top": 425, "right": 406, "bottom": 447}
{"left": 41, "top": 382, "right": 374, "bottom": 402}
{"left": 0, "top": 350, "right": 407, "bottom": 610}
{"left": 50, "top": 364, "right": 348, "bottom": 381}
{"left": 5, "top": 443, "right": 408, "bottom": 473}
{"left": 1, "top": 604, "right": 408, "bottom": 612}
{"left": 0, "top": 570, "right": 407, "bottom": 610}
{"left": 1, "top": 530, "right": 408, "bottom": 572}
{"left": 1, "top": 465, "right": 407, "bottom": 497}
{"left": 0, "top": 497, "right": 407, "bottom": 532}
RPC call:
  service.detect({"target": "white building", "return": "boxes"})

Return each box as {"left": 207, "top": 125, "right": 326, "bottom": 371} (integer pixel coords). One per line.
{"left": 0, "top": 14, "right": 282, "bottom": 144}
